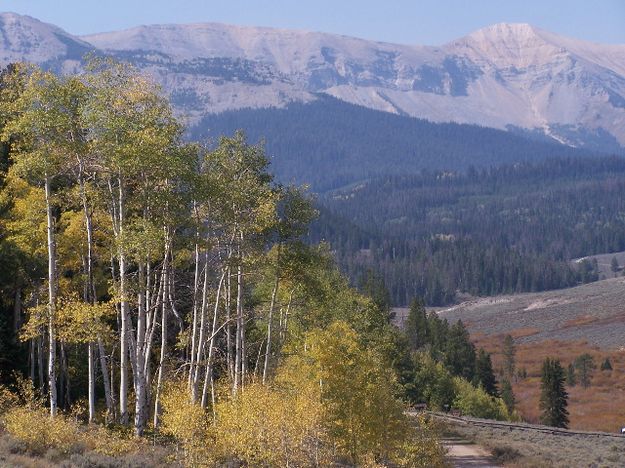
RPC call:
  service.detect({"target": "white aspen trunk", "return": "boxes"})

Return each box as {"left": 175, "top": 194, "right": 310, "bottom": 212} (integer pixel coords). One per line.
{"left": 143, "top": 263, "right": 165, "bottom": 377}
{"left": 153, "top": 244, "right": 170, "bottom": 429}
{"left": 191, "top": 247, "right": 210, "bottom": 402}
{"left": 44, "top": 174, "right": 58, "bottom": 417}
{"left": 283, "top": 288, "right": 295, "bottom": 342}
{"left": 97, "top": 338, "right": 114, "bottom": 422}
{"left": 88, "top": 342, "right": 96, "bottom": 422}
{"left": 188, "top": 239, "right": 201, "bottom": 390}
{"left": 117, "top": 177, "right": 130, "bottom": 426}
{"left": 262, "top": 274, "right": 279, "bottom": 384}
{"left": 233, "top": 244, "right": 243, "bottom": 394}
{"left": 79, "top": 163, "right": 98, "bottom": 423}
{"left": 200, "top": 270, "right": 225, "bottom": 408}
{"left": 226, "top": 265, "right": 233, "bottom": 381}
{"left": 134, "top": 261, "right": 148, "bottom": 436}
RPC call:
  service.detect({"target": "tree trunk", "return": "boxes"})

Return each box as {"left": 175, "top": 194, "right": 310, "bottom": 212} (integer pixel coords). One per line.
{"left": 29, "top": 339, "right": 35, "bottom": 382}
{"left": 188, "top": 238, "right": 201, "bottom": 390}
{"left": 13, "top": 286, "right": 21, "bottom": 336}
{"left": 191, "top": 249, "right": 210, "bottom": 402}
{"left": 200, "top": 270, "right": 225, "bottom": 408}
{"left": 60, "top": 342, "right": 71, "bottom": 408}
{"left": 263, "top": 274, "right": 279, "bottom": 384}
{"left": 153, "top": 246, "right": 170, "bottom": 429}
{"left": 37, "top": 336, "right": 44, "bottom": 393}
{"left": 88, "top": 342, "right": 96, "bottom": 422}
{"left": 226, "top": 266, "right": 233, "bottom": 381}
{"left": 117, "top": 178, "right": 130, "bottom": 425}
{"left": 44, "top": 174, "right": 58, "bottom": 417}
{"left": 134, "top": 262, "right": 148, "bottom": 436}
{"left": 98, "top": 338, "right": 114, "bottom": 422}
{"left": 233, "top": 243, "right": 243, "bottom": 394}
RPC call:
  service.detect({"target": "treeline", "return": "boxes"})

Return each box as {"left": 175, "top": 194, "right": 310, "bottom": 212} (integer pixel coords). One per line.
{"left": 313, "top": 157, "right": 625, "bottom": 304}
{"left": 0, "top": 61, "right": 449, "bottom": 466}
{"left": 397, "top": 300, "right": 514, "bottom": 420}
{"left": 194, "top": 95, "right": 593, "bottom": 192}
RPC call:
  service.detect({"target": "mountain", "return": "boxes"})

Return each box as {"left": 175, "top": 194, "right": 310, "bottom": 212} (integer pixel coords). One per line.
{"left": 0, "top": 13, "right": 90, "bottom": 72}
{"left": 194, "top": 96, "right": 593, "bottom": 191}
{"left": 0, "top": 12, "right": 624, "bottom": 152}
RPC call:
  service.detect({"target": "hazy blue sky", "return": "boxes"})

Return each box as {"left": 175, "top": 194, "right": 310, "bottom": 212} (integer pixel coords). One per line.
{"left": 3, "top": 0, "right": 625, "bottom": 45}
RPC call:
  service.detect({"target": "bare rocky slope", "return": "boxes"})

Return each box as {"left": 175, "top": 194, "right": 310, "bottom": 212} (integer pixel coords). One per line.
{"left": 436, "top": 276, "right": 625, "bottom": 349}
{"left": 0, "top": 12, "right": 624, "bottom": 152}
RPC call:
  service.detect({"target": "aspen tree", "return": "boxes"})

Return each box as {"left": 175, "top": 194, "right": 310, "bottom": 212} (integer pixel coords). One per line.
{"left": 3, "top": 69, "right": 84, "bottom": 416}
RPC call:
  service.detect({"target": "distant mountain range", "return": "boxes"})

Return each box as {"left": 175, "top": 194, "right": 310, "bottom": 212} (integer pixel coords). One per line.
{"left": 1, "top": 12, "right": 624, "bottom": 152}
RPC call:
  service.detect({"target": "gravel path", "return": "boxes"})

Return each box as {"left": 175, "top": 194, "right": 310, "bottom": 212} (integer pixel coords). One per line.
{"left": 442, "top": 436, "right": 499, "bottom": 467}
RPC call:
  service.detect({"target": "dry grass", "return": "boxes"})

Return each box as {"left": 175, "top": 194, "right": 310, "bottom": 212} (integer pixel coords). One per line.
{"left": 440, "top": 276, "right": 625, "bottom": 349}
{"left": 447, "top": 420, "right": 625, "bottom": 468}
{"left": 474, "top": 333, "right": 625, "bottom": 432}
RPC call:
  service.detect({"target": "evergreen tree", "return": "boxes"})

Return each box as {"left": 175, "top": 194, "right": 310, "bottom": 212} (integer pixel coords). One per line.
{"left": 566, "top": 363, "right": 576, "bottom": 387}
{"left": 500, "top": 378, "right": 515, "bottom": 413}
{"left": 600, "top": 357, "right": 613, "bottom": 371}
{"left": 474, "top": 348, "right": 498, "bottom": 397}
{"left": 502, "top": 334, "right": 515, "bottom": 381}
{"left": 574, "top": 353, "right": 596, "bottom": 388}
{"left": 404, "top": 298, "right": 428, "bottom": 350}
{"left": 426, "top": 312, "right": 449, "bottom": 361}
{"left": 539, "top": 358, "right": 569, "bottom": 428}
{"left": 443, "top": 320, "right": 476, "bottom": 381}
{"left": 611, "top": 257, "right": 619, "bottom": 277}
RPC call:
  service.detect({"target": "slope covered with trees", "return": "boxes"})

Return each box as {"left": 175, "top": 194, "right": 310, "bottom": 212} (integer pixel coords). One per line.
{"left": 313, "top": 157, "right": 625, "bottom": 304}
{"left": 193, "top": 96, "right": 596, "bottom": 192}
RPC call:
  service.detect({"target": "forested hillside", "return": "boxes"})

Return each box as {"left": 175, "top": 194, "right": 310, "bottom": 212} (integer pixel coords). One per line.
{"left": 312, "top": 157, "right": 625, "bottom": 305}
{"left": 194, "top": 96, "right": 596, "bottom": 192}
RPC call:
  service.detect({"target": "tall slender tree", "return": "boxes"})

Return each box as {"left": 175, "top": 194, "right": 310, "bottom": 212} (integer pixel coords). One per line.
{"left": 539, "top": 357, "right": 569, "bottom": 428}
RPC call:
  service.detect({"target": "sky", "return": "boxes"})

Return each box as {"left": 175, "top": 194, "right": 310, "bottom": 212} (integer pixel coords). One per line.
{"left": 2, "top": 0, "right": 625, "bottom": 45}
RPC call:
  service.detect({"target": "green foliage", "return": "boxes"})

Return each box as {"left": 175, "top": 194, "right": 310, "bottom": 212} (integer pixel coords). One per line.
{"left": 567, "top": 363, "right": 577, "bottom": 387}
{"left": 500, "top": 378, "right": 515, "bottom": 413}
{"left": 443, "top": 320, "right": 476, "bottom": 381}
{"left": 601, "top": 357, "right": 613, "bottom": 371}
{"left": 405, "top": 298, "right": 428, "bottom": 351}
{"left": 539, "top": 358, "right": 569, "bottom": 428}
{"left": 502, "top": 334, "right": 516, "bottom": 381}
{"left": 411, "top": 353, "right": 455, "bottom": 410}
{"left": 574, "top": 353, "right": 596, "bottom": 388}
{"left": 452, "top": 377, "right": 511, "bottom": 421}
{"left": 474, "top": 348, "right": 498, "bottom": 397}
{"left": 0, "top": 60, "right": 449, "bottom": 463}
{"left": 314, "top": 157, "right": 623, "bottom": 305}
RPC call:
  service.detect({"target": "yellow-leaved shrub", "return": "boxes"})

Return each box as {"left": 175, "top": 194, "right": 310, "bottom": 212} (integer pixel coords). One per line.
{"left": 160, "top": 381, "right": 212, "bottom": 466}
{"left": 0, "top": 379, "right": 136, "bottom": 457}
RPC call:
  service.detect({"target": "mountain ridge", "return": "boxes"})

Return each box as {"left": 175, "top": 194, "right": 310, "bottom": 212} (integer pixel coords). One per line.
{"left": 0, "top": 12, "right": 624, "bottom": 151}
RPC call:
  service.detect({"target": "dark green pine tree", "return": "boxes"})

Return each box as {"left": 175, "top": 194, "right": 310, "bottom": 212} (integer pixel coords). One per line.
{"left": 405, "top": 298, "right": 428, "bottom": 351}
{"left": 574, "top": 353, "right": 596, "bottom": 389}
{"left": 500, "top": 378, "right": 515, "bottom": 413}
{"left": 443, "top": 320, "right": 476, "bottom": 381}
{"left": 502, "top": 334, "right": 515, "bottom": 381}
{"left": 474, "top": 348, "right": 498, "bottom": 397}
{"left": 426, "top": 313, "right": 449, "bottom": 361}
{"left": 566, "top": 363, "right": 576, "bottom": 387}
{"left": 539, "top": 358, "right": 569, "bottom": 428}
{"left": 600, "top": 357, "right": 612, "bottom": 371}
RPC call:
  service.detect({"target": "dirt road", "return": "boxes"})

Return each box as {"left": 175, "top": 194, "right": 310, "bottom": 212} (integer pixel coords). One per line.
{"left": 442, "top": 436, "right": 499, "bottom": 467}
